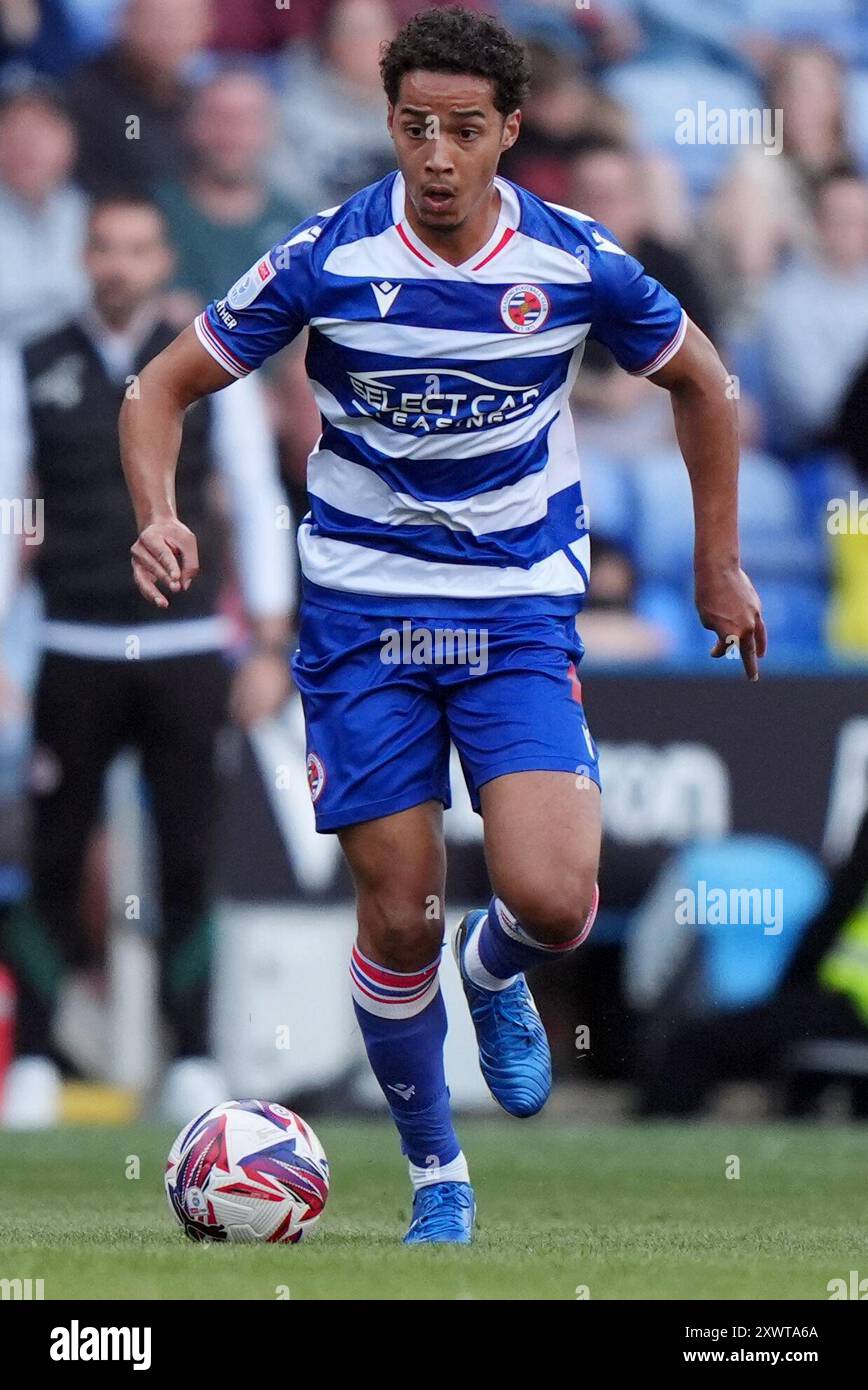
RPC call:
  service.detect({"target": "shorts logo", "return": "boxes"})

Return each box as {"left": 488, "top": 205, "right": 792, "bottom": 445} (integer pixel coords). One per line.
{"left": 306, "top": 752, "right": 326, "bottom": 803}
{"left": 500, "top": 284, "right": 550, "bottom": 334}
{"left": 226, "top": 255, "right": 275, "bottom": 310}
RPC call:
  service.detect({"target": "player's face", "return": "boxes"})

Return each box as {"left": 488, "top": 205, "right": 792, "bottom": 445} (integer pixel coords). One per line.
{"left": 85, "top": 207, "right": 174, "bottom": 325}
{"left": 388, "top": 71, "right": 520, "bottom": 234}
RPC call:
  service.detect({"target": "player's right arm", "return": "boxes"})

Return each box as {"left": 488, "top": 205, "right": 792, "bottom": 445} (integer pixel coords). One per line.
{"left": 583, "top": 220, "right": 766, "bottom": 680}
{"left": 119, "top": 325, "right": 235, "bottom": 609}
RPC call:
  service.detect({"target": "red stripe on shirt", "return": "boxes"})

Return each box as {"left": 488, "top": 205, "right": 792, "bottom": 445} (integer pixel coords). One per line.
{"left": 471, "top": 226, "right": 515, "bottom": 271}
{"left": 396, "top": 222, "right": 436, "bottom": 267}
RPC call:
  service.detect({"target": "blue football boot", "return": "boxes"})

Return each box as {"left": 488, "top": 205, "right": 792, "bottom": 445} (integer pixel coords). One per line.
{"left": 453, "top": 909, "right": 552, "bottom": 1118}
{"left": 403, "top": 1181, "right": 476, "bottom": 1245}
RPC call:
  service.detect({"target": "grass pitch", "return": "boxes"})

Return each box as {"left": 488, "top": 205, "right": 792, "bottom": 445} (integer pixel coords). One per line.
{"left": 0, "top": 1119, "right": 864, "bottom": 1300}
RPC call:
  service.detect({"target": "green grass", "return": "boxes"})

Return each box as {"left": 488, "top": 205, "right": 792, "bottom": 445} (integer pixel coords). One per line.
{"left": 0, "top": 1119, "right": 865, "bottom": 1300}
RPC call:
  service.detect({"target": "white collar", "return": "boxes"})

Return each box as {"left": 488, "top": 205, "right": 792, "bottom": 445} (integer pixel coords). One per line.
{"left": 390, "top": 171, "right": 520, "bottom": 273}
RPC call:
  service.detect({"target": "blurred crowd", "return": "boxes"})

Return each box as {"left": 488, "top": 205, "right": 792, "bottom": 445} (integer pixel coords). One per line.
{"left": 1, "top": 0, "right": 868, "bottom": 673}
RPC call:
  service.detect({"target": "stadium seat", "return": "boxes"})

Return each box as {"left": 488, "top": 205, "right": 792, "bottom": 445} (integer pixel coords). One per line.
{"left": 635, "top": 575, "right": 828, "bottom": 668}
{"left": 738, "top": 451, "right": 826, "bottom": 579}
{"left": 497, "top": 0, "right": 589, "bottom": 61}
{"left": 629, "top": 448, "right": 696, "bottom": 580}
{"left": 635, "top": 579, "right": 704, "bottom": 659}
{"left": 630, "top": 448, "right": 823, "bottom": 584}
{"left": 578, "top": 449, "right": 635, "bottom": 548}
{"left": 725, "top": 332, "right": 772, "bottom": 439}
{"left": 635, "top": 0, "right": 863, "bottom": 69}
{"left": 792, "top": 451, "right": 860, "bottom": 536}
{"left": 756, "top": 577, "right": 827, "bottom": 657}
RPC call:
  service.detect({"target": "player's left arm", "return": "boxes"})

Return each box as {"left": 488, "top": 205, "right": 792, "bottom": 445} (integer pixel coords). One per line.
{"left": 648, "top": 318, "right": 767, "bottom": 681}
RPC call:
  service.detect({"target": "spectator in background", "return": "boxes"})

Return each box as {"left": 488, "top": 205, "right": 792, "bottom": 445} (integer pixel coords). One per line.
{"left": 0, "top": 195, "right": 294, "bottom": 1128}
{"left": 0, "top": 85, "right": 89, "bottom": 346}
{"left": 392, "top": 0, "right": 487, "bottom": 16}
{"left": 702, "top": 43, "right": 856, "bottom": 331}
{"left": 577, "top": 539, "right": 670, "bottom": 665}
{"left": 567, "top": 139, "right": 699, "bottom": 456}
{"left": 210, "top": 0, "right": 330, "bottom": 55}
{"left": 66, "top": 0, "right": 211, "bottom": 197}
{"left": 766, "top": 42, "right": 855, "bottom": 183}
{"left": 209, "top": 0, "right": 489, "bottom": 60}
{"left": 569, "top": 137, "right": 715, "bottom": 340}
{"left": 629, "top": 0, "right": 866, "bottom": 72}
{"left": 155, "top": 68, "right": 303, "bottom": 310}
{"left": 498, "top": 0, "right": 641, "bottom": 65}
{"left": 499, "top": 40, "right": 626, "bottom": 205}
{"left": 756, "top": 173, "right": 868, "bottom": 455}
{"left": 268, "top": 0, "right": 398, "bottom": 213}
{"left": 0, "top": 0, "right": 86, "bottom": 78}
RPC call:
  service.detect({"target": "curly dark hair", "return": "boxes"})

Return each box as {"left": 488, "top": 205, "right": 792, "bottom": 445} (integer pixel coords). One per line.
{"left": 380, "top": 7, "right": 530, "bottom": 116}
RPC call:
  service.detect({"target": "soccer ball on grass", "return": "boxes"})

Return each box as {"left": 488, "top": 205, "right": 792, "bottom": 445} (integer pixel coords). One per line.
{"left": 165, "top": 1100, "right": 329, "bottom": 1244}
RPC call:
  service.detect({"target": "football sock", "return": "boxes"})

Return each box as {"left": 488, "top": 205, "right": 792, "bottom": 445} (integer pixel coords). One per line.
{"left": 350, "top": 941, "right": 466, "bottom": 1184}
{"left": 408, "top": 1150, "right": 470, "bottom": 1192}
{"left": 464, "top": 886, "right": 600, "bottom": 990}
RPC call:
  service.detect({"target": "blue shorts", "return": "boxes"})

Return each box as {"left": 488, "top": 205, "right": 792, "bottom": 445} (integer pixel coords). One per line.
{"left": 292, "top": 595, "right": 601, "bottom": 833}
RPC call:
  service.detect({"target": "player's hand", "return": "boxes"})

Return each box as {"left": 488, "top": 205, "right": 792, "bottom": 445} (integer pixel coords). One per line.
{"left": 131, "top": 518, "right": 199, "bottom": 609}
{"left": 695, "top": 563, "right": 767, "bottom": 681}
{"left": 229, "top": 651, "right": 292, "bottom": 729}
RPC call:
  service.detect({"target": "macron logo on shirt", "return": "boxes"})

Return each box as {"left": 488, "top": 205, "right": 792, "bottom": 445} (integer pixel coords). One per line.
{"left": 371, "top": 281, "right": 402, "bottom": 317}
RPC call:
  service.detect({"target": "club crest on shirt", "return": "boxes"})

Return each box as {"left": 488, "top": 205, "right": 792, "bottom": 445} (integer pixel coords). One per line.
{"left": 306, "top": 752, "right": 326, "bottom": 803}
{"left": 226, "top": 255, "right": 276, "bottom": 310}
{"left": 500, "top": 284, "right": 550, "bottom": 334}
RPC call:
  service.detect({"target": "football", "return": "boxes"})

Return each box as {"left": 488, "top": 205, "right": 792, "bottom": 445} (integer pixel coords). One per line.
{"left": 165, "top": 1100, "right": 330, "bottom": 1244}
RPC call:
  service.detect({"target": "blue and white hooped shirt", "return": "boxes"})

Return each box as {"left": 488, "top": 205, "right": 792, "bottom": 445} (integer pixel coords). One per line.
{"left": 196, "top": 171, "right": 686, "bottom": 616}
